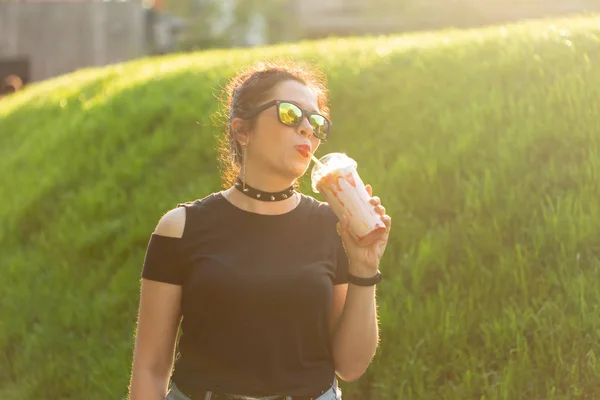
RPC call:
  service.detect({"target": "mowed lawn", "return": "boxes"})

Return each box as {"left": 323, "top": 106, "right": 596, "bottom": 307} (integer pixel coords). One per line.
{"left": 2, "top": 13, "right": 600, "bottom": 400}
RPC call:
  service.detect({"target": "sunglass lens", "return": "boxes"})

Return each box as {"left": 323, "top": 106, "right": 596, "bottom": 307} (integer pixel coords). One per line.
{"left": 279, "top": 102, "right": 302, "bottom": 126}
{"left": 309, "top": 114, "right": 329, "bottom": 139}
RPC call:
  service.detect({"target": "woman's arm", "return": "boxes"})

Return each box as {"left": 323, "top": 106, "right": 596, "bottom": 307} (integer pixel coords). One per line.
{"left": 128, "top": 208, "right": 186, "bottom": 400}
{"left": 330, "top": 273, "right": 379, "bottom": 383}
{"left": 330, "top": 186, "right": 390, "bottom": 382}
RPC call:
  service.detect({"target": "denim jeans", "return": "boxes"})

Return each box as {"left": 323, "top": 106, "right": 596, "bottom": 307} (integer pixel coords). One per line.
{"left": 165, "top": 377, "right": 342, "bottom": 400}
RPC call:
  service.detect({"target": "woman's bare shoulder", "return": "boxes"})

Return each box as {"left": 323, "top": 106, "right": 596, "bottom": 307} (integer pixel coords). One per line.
{"left": 153, "top": 207, "right": 187, "bottom": 238}
{"left": 151, "top": 193, "right": 221, "bottom": 239}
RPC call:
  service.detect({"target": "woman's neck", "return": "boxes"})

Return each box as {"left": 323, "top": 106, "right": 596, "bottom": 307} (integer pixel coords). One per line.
{"left": 224, "top": 165, "right": 300, "bottom": 215}
{"left": 239, "top": 169, "right": 295, "bottom": 193}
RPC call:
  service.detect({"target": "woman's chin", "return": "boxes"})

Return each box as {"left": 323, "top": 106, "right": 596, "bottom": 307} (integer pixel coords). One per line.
{"left": 290, "top": 159, "right": 311, "bottom": 176}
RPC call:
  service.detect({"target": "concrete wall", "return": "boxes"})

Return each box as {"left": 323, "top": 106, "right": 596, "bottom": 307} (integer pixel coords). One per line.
{"left": 0, "top": 1, "right": 147, "bottom": 82}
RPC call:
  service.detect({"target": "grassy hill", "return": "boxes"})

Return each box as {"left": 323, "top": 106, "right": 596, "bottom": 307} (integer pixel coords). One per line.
{"left": 2, "top": 13, "right": 600, "bottom": 400}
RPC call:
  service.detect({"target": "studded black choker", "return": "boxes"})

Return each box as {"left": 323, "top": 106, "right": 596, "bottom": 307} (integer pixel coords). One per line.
{"left": 234, "top": 177, "right": 296, "bottom": 202}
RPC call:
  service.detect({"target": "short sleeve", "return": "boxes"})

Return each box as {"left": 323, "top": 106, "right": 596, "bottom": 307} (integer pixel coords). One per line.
{"left": 332, "top": 235, "right": 349, "bottom": 285}
{"left": 141, "top": 233, "right": 186, "bottom": 285}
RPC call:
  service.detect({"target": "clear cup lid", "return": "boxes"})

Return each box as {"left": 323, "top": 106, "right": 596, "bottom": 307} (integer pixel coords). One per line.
{"left": 310, "top": 152, "right": 357, "bottom": 193}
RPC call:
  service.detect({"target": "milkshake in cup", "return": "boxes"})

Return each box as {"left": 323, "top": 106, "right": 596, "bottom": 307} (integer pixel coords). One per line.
{"left": 311, "top": 153, "right": 386, "bottom": 243}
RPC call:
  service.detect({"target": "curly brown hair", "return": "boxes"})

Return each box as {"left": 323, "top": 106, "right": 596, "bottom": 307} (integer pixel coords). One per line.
{"left": 214, "top": 59, "right": 330, "bottom": 189}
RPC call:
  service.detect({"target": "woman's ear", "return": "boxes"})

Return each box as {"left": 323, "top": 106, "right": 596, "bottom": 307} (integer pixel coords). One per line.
{"left": 231, "top": 118, "right": 251, "bottom": 146}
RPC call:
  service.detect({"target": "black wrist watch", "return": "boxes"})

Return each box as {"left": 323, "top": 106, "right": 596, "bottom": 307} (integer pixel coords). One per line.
{"left": 347, "top": 270, "right": 382, "bottom": 286}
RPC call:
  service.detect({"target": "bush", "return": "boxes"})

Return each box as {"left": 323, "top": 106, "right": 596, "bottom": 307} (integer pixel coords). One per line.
{"left": 2, "top": 13, "right": 600, "bottom": 400}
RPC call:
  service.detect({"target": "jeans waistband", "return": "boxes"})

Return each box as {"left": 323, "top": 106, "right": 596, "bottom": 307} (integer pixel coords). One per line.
{"left": 167, "top": 377, "right": 339, "bottom": 400}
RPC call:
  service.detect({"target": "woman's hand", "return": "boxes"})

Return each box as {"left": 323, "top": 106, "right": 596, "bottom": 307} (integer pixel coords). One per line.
{"left": 336, "top": 184, "right": 391, "bottom": 275}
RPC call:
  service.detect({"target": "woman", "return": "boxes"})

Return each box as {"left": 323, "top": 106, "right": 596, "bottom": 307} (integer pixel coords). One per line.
{"left": 128, "top": 60, "right": 392, "bottom": 400}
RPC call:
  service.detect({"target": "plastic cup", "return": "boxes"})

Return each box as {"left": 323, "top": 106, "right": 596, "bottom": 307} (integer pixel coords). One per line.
{"left": 311, "top": 152, "right": 386, "bottom": 243}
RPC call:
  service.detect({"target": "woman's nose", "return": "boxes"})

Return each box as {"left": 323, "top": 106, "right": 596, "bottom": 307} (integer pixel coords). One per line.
{"left": 297, "top": 116, "right": 313, "bottom": 138}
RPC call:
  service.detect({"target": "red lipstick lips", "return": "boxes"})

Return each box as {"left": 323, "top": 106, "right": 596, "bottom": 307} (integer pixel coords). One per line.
{"left": 295, "top": 145, "right": 311, "bottom": 158}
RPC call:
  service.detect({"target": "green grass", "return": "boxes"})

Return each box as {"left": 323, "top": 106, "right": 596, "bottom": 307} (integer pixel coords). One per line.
{"left": 3, "top": 12, "right": 600, "bottom": 400}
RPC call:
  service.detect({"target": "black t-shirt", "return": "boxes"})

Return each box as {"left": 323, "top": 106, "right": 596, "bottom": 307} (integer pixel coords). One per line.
{"left": 141, "top": 192, "right": 349, "bottom": 397}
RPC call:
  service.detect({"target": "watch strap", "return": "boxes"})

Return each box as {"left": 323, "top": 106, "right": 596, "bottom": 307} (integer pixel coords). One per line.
{"left": 347, "top": 271, "right": 382, "bottom": 286}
